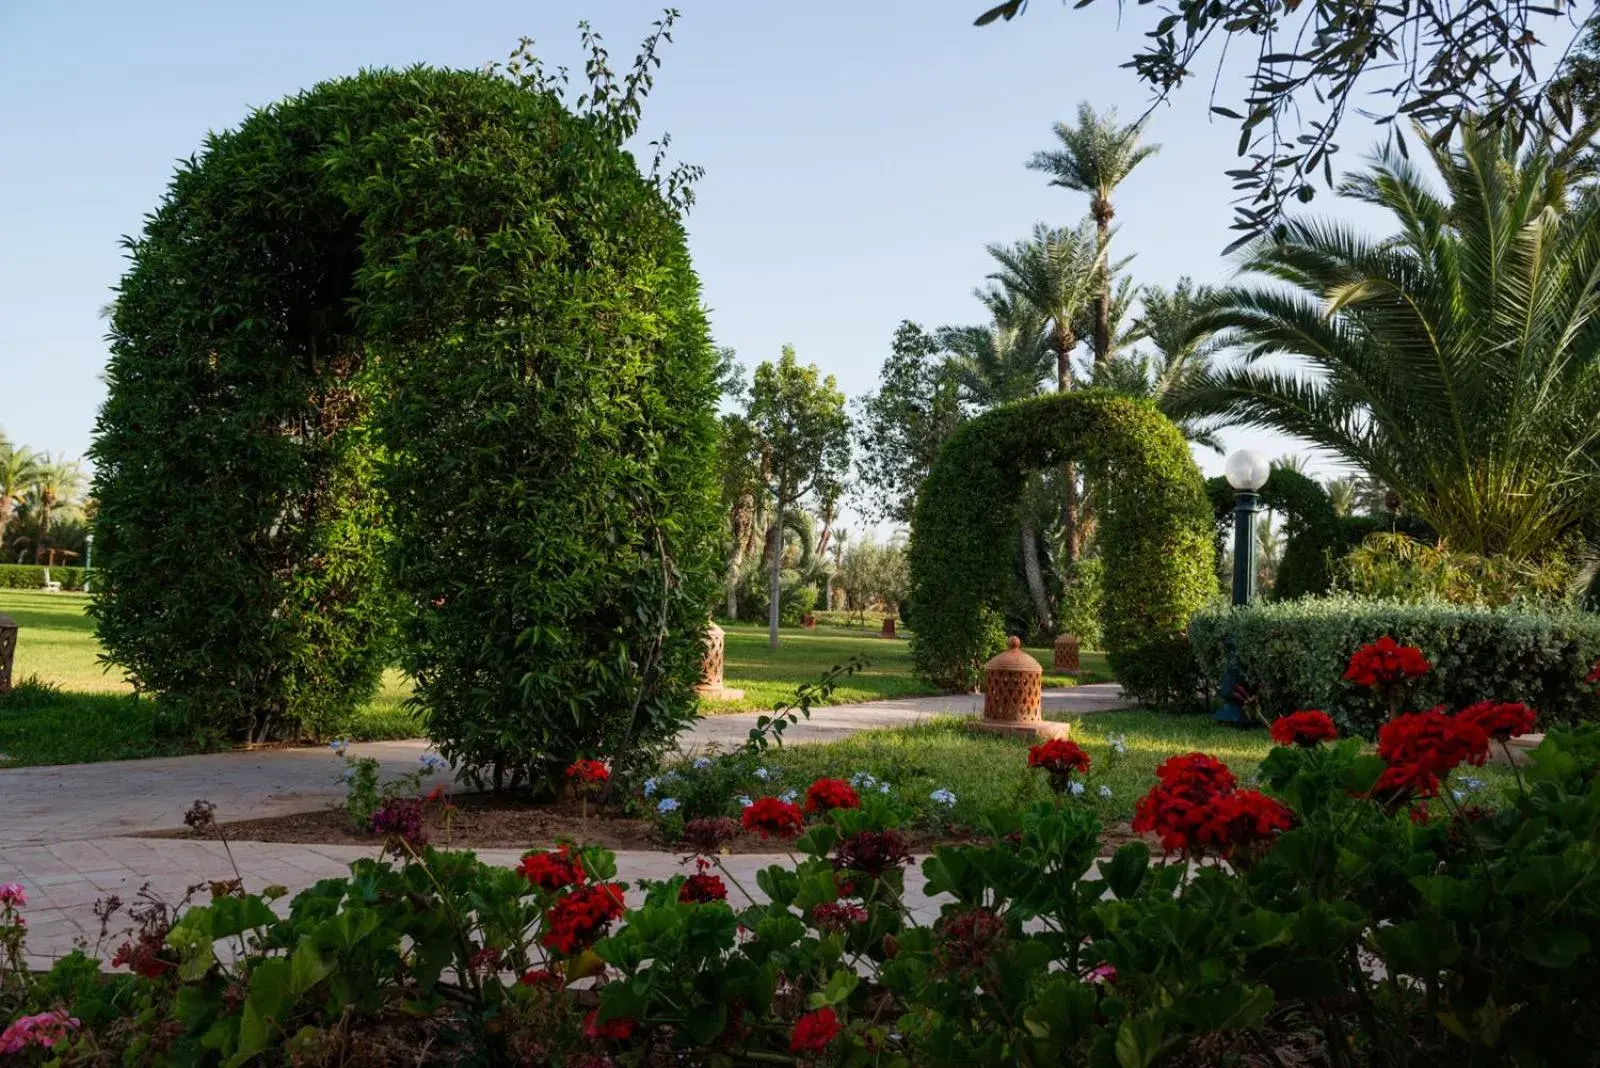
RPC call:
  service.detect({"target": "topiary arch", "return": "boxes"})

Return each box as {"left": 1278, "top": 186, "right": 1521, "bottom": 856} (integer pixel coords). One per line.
{"left": 90, "top": 67, "right": 722, "bottom": 785}
{"left": 907, "top": 391, "right": 1214, "bottom": 706}
{"left": 1205, "top": 468, "right": 1344, "bottom": 599}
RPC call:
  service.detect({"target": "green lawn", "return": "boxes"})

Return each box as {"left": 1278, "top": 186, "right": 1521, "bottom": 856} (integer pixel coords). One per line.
{"left": 750, "top": 712, "right": 1519, "bottom": 826}
{"left": 0, "top": 593, "right": 1109, "bottom": 767}
{"left": 710, "top": 620, "right": 1108, "bottom": 716}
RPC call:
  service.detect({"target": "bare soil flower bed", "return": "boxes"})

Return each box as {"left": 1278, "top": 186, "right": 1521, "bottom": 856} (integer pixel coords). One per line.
{"left": 146, "top": 793, "right": 1142, "bottom": 855}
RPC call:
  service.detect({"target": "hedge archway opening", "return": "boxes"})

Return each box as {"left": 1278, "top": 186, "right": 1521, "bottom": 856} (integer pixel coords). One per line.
{"left": 907, "top": 392, "right": 1214, "bottom": 706}
{"left": 90, "top": 68, "right": 721, "bottom": 785}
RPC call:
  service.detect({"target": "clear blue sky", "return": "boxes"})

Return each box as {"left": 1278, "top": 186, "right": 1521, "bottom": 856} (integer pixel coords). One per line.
{"left": 1, "top": 0, "right": 1399, "bottom": 500}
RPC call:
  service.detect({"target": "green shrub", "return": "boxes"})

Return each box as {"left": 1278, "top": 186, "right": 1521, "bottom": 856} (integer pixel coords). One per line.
{"left": 735, "top": 569, "right": 817, "bottom": 627}
{"left": 91, "top": 66, "right": 721, "bottom": 771}
{"left": 1056, "top": 556, "right": 1104, "bottom": 649}
{"left": 1190, "top": 595, "right": 1600, "bottom": 734}
{"left": 908, "top": 391, "right": 1213, "bottom": 706}
{"left": 0, "top": 565, "right": 85, "bottom": 591}
{"left": 1337, "top": 531, "right": 1574, "bottom": 606}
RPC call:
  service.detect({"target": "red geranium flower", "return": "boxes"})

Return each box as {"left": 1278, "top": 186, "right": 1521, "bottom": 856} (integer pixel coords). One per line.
{"left": 741, "top": 796, "right": 806, "bottom": 839}
{"left": 1457, "top": 700, "right": 1537, "bottom": 741}
{"left": 518, "top": 845, "right": 586, "bottom": 893}
{"left": 519, "top": 967, "right": 562, "bottom": 989}
{"left": 1153, "top": 752, "right": 1237, "bottom": 793}
{"left": 1377, "top": 709, "right": 1489, "bottom": 777}
{"left": 1270, "top": 710, "right": 1338, "bottom": 748}
{"left": 1196, "top": 789, "right": 1294, "bottom": 854}
{"left": 790, "top": 1007, "right": 841, "bottom": 1053}
{"left": 565, "top": 759, "right": 610, "bottom": 788}
{"left": 583, "top": 1009, "right": 637, "bottom": 1041}
{"left": 1343, "top": 636, "right": 1431, "bottom": 688}
{"left": 833, "top": 828, "right": 913, "bottom": 878}
{"left": 542, "top": 882, "right": 626, "bottom": 955}
{"left": 804, "top": 778, "right": 861, "bottom": 814}
{"left": 1028, "top": 738, "right": 1091, "bottom": 774}
{"left": 809, "top": 901, "right": 868, "bottom": 931}
{"left": 1372, "top": 760, "right": 1442, "bottom": 804}
{"left": 678, "top": 873, "right": 728, "bottom": 904}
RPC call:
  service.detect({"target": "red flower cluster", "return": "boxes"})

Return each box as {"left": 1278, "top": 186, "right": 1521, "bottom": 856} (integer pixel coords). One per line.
{"left": 1343, "top": 636, "right": 1431, "bottom": 688}
{"left": 1457, "top": 700, "right": 1537, "bottom": 741}
{"left": 1132, "top": 752, "right": 1290, "bottom": 858}
{"left": 565, "top": 760, "right": 610, "bottom": 791}
{"left": 790, "top": 1008, "right": 841, "bottom": 1053}
{"left": 542, "top": 882, "right": 626, "bottom": 955}
{"left": 518, "top": 845, "right": 586, "bottom": 893}
{"left": 932, "top": 907, "right": 1009, "bottom": 980}
{"left": 583, "top": 1009, "right": 637, "bottom": 1041}
{"left": 678, "top": 873, "right": 728, "bottom": 904}
{"left": 833, "top": 828, "right": 913, "bottom": 878}
{"left": 1270, "top": 710, "right": 1338, "bottom": 748}
{"left": 370, "top": 796, "right": 427, "bottom": 846}
{"left": 110, "top": 930, "right": 171, "bottom": 980}
{"left": 741, "top": 796, "right": 806, "bottom": 839}
{"left": 805, "top": 777, "right": 861, "bottom": 814}
{"left": 682, "top": 817, "right": 740, "bottom": 854}
{"left": 809, "top": 901, "right": 868, "bottom": 932}
{"left": 518, "top": 967, "right": 562, "bottom": 990}
{"left": 1372, "top": 708, "right": 1489, "bottom": 802}
{"left": 1028, "top": 738, "right": 1091, "bottom": 774}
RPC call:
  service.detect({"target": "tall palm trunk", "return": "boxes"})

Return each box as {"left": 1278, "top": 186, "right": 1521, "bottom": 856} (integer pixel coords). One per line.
{"left": 725, "top": 497, "right": 753, "bottom": 619}
{"left": 1091, "top": 195, "right": 1114, "bottom": 365}
{"left": 1020, "top": 519, "right": 1053, "bottom": 638}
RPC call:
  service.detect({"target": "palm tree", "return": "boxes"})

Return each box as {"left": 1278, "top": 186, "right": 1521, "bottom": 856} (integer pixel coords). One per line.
{"left": 983, "top": 221, "right": 1105, "bottom": 393}
{"left": 30, "top": 455, "right": 85, "bottom": 565}
{"left": 0, "top": 442, "right": 41, "bottom": 560}
{"left": 1325, "top": 475, "right": 1359, "bottom": 517}
{"left": 1177, "top": 124, "right": 1600, "bottom": 561}
{"left": 1028, "top": 103, "right": 1160, "bottom": 365}
{"left": 1092, "top": 277, "right": 1228, "bottom": 451}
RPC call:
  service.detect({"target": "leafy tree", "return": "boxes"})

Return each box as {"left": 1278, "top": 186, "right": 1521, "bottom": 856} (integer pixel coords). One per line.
{"left": 745, "top": 347, "right": 851, "bottom": 648}
{"left": 852, "top": 322, "right": 964, "bottom": 526}
{"left": 838, "top": 535, "right": 910, "bottom": 622}
{"left": 1177, "top": 124, "right": 1600, "bottom": 561}
{"left": 1028, "top": 103, "right": 1159, "bottom": 363}
{"left": 976, "top": 0, "right": 1588, "bottom": 246}
{"left": 0, "top": 440, "right": 41, "bottom": 559}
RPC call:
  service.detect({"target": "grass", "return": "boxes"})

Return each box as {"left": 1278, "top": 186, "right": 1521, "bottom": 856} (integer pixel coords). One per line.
{"left": 0, "top": 592, "right": 1110, "bottom": 767}
{"left": 0, "top": 590, "right": 423, "bottom": 767}
{"left": 711, "top": 620, "right": 1108, "bottom": 716}
{"left": 749, "top": 711, "right": 1519, "bottom": 826}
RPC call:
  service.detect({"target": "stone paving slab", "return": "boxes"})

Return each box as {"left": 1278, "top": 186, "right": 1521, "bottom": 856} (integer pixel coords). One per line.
{"left": 0, "top": 685, "right": 1128, "bottom": 846}
{"left": 4, "top": 839, "right": 943, "bottom": 969}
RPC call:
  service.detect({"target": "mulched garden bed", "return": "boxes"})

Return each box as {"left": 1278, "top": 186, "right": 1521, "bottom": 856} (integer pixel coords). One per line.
{"left": 147, "top": 793, "right": 1145, "bottom": 856}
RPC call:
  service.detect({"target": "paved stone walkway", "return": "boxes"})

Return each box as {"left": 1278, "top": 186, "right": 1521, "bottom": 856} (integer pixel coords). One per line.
{"left": 0, "top": 684, "right": 1127, "bottom": 966}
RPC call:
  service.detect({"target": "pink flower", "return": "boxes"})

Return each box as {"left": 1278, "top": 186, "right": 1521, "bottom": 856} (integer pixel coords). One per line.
{"left": 1, "top": 1011, "right": 81, "bottom": 1054}
{"left": 0, "top": 884, "right": 25, "bottom": 908}
{"left": 1088, "top": 963, "right": 1118, "bottom": 984}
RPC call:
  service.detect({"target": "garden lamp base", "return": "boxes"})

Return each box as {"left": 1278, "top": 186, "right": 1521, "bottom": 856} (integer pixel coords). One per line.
{"left": 967, "top": 718, "right": 1072, "bottom": 741}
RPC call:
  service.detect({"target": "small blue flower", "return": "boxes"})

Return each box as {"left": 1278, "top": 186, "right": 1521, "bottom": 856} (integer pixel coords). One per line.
{"left": 418, "top": 754, "right": 449, "bottom": 774}
{"left": 754, "top": 767, "right": 772, "bottom": 781}
{"left": 1067, "top": 781, "right": 1086, "bottom": 797}
{"left": 879, "top": 782, "right": 891, "bottom": 794}
{"left": 779, "top": 789, "right": 799, "bottom": 804}
{"left": 1097, "top": 785, "right": 1113, "bottom": 800}
{"left": 693, "top": 757, "right": 712, "bottom": 770}
{"left": 1108, "top": 735, "right": 1127, "bottom": 756}
{"left": 1451, "top": 790, "right": 1466, "bottom": 802}
{"left": 738, "top": 795, "right": 754, "bottom": 808}
{"left": 642, "top": 778, "right": 660, "bottom": 798}
{"left": 1459, "top": 776, "right": 1486, "bottom": 792}
{"left": 850, "top": 771, "right": 877, "bottom": 790}
{"left": 329, "top": 739, "right": 349, "bottom": 754}
{"left": 339, "top": 768, "right": 356, "bottom": 783}
{"left": 929, "top": 788, "right": 957, "bottom": 807}
{"left": 657, "top": 798, "right": 681, "bottom": 815}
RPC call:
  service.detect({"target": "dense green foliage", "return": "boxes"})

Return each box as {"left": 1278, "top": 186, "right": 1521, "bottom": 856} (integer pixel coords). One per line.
{"left": 1338, "top": 532, "right": 1575, "bottom": 606}
{"left": 1180, "top": 127, "right": 1600, "bottom": 562}
{"left": 90, "top": 67, "right": 721, "bottom": 776}
{"left": 908, "top": 391, "right": 1212, "bottom": 705}
{"left": 852, "top": 322, "right": 964, "bottom": 526}
{"left": 14, "top": 719, "right": 1600, "bottom": 1065}
{"left": 0, "top": 566, "right": 84, "bottom": 591}
{"left": 1190, "top": 596, "right": 1600, "bottom": 734}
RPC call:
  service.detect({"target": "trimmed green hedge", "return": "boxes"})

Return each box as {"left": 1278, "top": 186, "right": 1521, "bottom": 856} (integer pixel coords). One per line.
{"left": 908, "top": 391, "right": 1213, "bottom": 706}
{"left": 0, "top": 565, "right": 86, "bottom": 591}
{"left": 1190, "top": 595, "right": 1600, "bottom": 734}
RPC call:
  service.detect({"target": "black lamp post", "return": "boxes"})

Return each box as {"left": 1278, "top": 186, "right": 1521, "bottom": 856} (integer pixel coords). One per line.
{"left": 84, "top": 532, "right": 94, "bottom": 593}
{"left": 1216, "top": 449, "right": 1269, "bottom": 724}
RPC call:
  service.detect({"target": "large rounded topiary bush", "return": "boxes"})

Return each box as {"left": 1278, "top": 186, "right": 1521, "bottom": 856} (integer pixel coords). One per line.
{"left": 91, "top": 67, "right": 721, "bottom": 784}
{"left": 907, "top": 391, "right": 1214, "bottom": 706}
